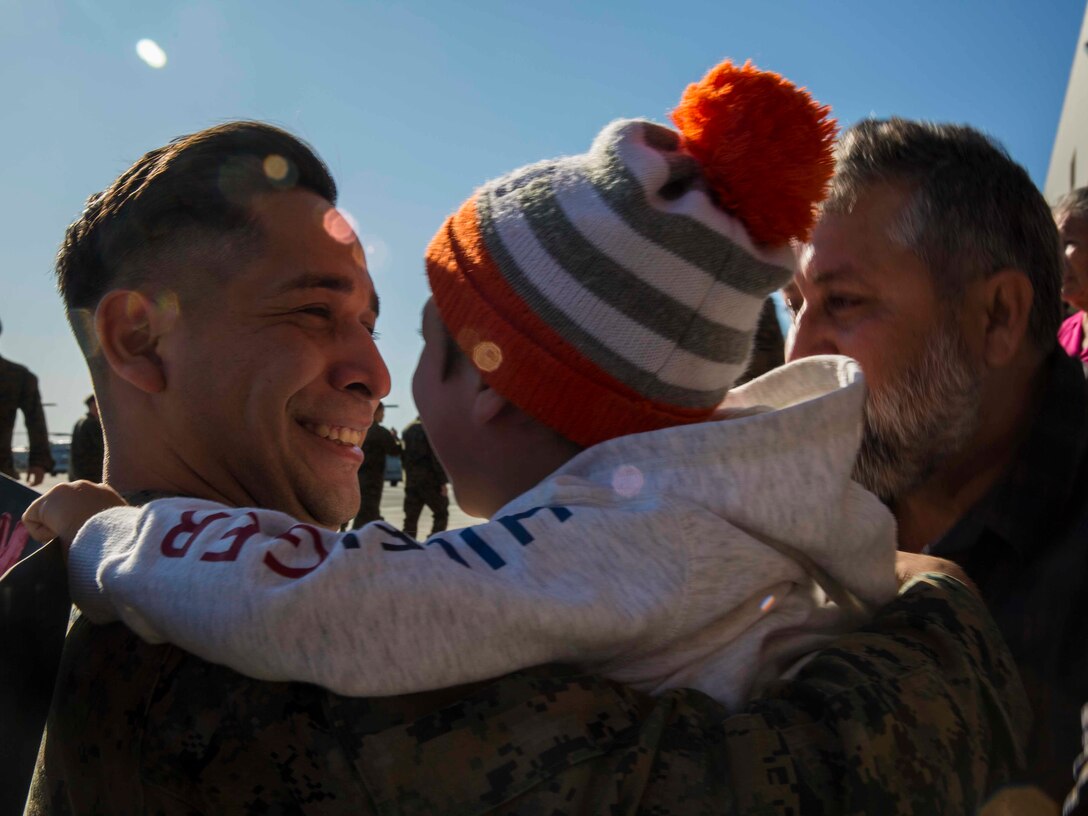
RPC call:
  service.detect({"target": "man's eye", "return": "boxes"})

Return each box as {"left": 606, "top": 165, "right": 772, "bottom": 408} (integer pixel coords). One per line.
{"left": 298, "top": 306, "right": 332, "bottom": 318}
{"left": 827, "top": 295, "right": 863, "bottom": 312}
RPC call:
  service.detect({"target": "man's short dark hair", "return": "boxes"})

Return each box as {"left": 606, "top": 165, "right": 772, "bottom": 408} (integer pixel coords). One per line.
{"left": 57, "top": 121, "right": 336, "bottom": 354}
{"left": 826, "top": 118, "right": 1062, "bottom": 349}
{"left": 1055, "top": 187, "right": 1088, "bottom": 224}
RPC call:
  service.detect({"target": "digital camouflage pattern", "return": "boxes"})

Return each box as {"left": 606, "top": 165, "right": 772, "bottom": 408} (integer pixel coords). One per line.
{"left": 25, "top": 572, "right": 1029, "bottom": 815}
{"left": 0, "top": 356, "right": 54, "bottom": 479}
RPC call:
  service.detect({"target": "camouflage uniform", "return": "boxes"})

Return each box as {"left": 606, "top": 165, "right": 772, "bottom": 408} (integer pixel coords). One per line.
{"left": 352, "top": 423, "right": 401, "bottom": 529}
{"left": 67, "top": 413, "right": 103, "bottom": 483}
{"left": 401, "top": 419, "right": 449, "bottom": 538}
{"left": 26, "top": 573, "right": 1030, "bottom": 815}
{"left": 0, "top": 355, "right": 54, "bottom": 479}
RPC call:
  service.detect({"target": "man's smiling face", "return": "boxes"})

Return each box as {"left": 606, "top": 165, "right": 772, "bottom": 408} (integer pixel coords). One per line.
{"left": 158, "top": 189, "right": 390, "bottom": 527}
{"left": 788, "top": 183, "right": 982, "bottom": 502}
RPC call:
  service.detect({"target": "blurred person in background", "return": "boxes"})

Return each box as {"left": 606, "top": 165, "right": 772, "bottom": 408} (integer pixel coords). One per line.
{"left": 68, "top": 395, "right": 103, "bottom": 483}
{"left": 733, "top": 298, "right": 785, "bottom": 384}
{"left": 351, "top": 400, "right": 400, "bottom": 528}
{"left": 1055, "top": 187, "right": 1088, "bottom": 366}
{"left": 400, "top": 416, "right": 448, "bottom": 538}
{"left": 0, "top": 318, "right": 54, "bottom": 485}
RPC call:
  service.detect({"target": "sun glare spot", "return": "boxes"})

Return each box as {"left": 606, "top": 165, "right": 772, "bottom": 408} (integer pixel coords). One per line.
{"left": 611, "top": 464, "right": 644, "bottom": 498}
{"left": 136, "top": 39, "right": 167, "bottom": 69}
{"left": 760, "top": 595, "right": 776, "bottom": 613}
{"left": 156, "top": 290, "right": 180, "bottom": 327}
{"left": 263, "top": 154, "right": 289, "bottom": 181}
{"left": 472, "top": 341, "right": 503, "bottom": 372}
{"left": 322, "top": 208, "right": 357, "bottom": 244}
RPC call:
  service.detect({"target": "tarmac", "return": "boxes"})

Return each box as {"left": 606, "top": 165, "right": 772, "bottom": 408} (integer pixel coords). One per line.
{"left": 34, "top": 472, "right": 482, "bottom": 532}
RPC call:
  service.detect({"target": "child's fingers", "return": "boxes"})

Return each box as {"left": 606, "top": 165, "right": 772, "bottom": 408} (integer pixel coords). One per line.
{"left": 23, "top": 493, "right": 60, "bottom": 544}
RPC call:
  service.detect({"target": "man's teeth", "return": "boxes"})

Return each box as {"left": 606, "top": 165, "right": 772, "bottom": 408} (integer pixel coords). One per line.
{"left": 304, "top": 422, "right": 364, "bottom": 447}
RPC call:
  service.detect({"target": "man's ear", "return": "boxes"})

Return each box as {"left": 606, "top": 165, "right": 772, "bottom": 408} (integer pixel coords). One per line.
{"left": 95, "top": 290, "right": 169, "bottom": 394}
{"left": 975, "top": 268, "right": 1034, "bottom": 367}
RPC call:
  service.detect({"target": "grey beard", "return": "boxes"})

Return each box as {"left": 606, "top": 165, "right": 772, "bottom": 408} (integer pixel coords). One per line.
{"left": 854, "top": 327, "right": 983, "bottom": 504}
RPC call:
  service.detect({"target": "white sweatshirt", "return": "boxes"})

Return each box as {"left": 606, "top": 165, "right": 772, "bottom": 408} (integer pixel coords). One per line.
{"left": 68, "top": 355, "right": 897, "bottom": 711}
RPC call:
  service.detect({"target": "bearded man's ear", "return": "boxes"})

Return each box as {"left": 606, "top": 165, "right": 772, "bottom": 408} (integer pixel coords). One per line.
{"left": 976, "top": 268, "right": 1034, "bottom": 367}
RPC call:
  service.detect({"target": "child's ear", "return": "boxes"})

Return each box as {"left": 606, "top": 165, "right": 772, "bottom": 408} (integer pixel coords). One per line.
{"left": 95, "top": 290, "right": 168, "bottom": 394}
{"left": 471, "top": 380, "right": 511, "bottom": 427}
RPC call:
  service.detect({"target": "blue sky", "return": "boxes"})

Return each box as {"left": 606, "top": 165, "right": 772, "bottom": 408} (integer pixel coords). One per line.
{"left": 2, "top": 0, "right": 1085, "bottom": 441}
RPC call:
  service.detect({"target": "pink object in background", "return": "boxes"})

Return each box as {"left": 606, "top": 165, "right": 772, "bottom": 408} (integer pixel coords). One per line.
{"left": 0, "top": 512, "right": 31, "bottom": 577}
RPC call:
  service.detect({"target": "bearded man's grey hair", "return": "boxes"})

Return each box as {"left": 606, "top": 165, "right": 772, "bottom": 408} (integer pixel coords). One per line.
{"left": 826, "top": 117, "right": 1062, "bottom": 350}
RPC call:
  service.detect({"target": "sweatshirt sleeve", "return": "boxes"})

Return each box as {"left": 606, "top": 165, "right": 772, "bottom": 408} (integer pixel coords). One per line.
{"left": 66, "top": 497, "right": 688, "bottom": 696}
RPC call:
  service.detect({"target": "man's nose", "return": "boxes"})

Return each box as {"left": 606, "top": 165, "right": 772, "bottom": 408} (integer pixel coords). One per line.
{"left": 331, "top": 325, "right": 391, "bottom": 401}
{"left": 786, "top": 309, "right": 839, "bottom": 361}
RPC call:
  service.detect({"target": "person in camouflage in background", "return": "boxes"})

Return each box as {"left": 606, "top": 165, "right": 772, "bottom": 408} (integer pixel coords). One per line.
{"left": 67, "top": 395, "right": 103, "bottom": 483}
{"left": 25, "top": 121, "right": 1029, "bottom": 815}
{"left": 351, "top": 401, "right": 401, "bottom": 528}
{"left": 0, "top": 319, "right": 54, "bottom": 485}
{"left": 400, "top": 416, "right": 449, "bottom": 538}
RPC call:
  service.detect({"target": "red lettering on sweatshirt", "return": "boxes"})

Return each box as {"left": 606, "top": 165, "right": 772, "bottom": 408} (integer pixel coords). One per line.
{"left": 199, "top": 511, "right": 261, "bottom": 562}
{"left": 263, "top": 524, "right": 328, "bottom": 579}
{"left": 161, "top": 510, "right": 231, "bottom": 558}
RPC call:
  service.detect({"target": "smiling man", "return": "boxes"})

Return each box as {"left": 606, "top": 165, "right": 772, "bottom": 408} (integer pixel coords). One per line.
{"left": 789, "top": 117, "right": 1087, "bottom": 800}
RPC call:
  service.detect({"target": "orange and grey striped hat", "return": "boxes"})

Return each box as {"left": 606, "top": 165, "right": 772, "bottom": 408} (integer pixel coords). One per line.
{"left": 425, "top": 60, "right": 837, "bottom": 448}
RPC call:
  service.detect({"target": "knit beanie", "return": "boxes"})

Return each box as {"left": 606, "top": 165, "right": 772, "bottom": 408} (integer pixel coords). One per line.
{"left": 425, "top": 60, "right": 837, "bottom": 447}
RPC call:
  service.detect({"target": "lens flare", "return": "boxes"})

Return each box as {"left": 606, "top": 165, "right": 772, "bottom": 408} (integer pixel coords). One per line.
{"left": 611, "top": 464, "right": 645, "bottom": 498}
{"left": 361, "top": 235, "right": 391, "bottom": 271}
{"left": 322, "top": 207, "right": 357, "bottom": 245}
{"left": 263, "top": 154, "right": 289, "bottom": 181}
{"left": 136, "top": 39, "right": 167, "bottom": 69}
{"left": 472, "top": 341, "right": 503, "bottom": 372}
{"left": 156, "top": 290, "right": 180, "bottom": 329}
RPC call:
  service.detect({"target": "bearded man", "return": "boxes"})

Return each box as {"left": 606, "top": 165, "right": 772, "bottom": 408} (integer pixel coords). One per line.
{"left": 789, "top": 117, "right": 1088, "bottom": 802}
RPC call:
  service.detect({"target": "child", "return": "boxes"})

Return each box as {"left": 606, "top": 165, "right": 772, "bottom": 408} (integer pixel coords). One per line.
{"left": 27, "top": 60, "right": 896, "bottom": 711}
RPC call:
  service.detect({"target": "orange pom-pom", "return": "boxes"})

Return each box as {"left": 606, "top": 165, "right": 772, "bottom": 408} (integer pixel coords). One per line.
{"left": 671, "top": 60, "right": 837, "bottom": 246}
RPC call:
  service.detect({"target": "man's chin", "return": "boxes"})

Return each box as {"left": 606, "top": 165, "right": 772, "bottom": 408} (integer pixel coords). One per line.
{"left": 298, "top": 488, "right": 359, "bottom": 530}
{"left": 853, "top": 434, "right": 922, "bottom": 505}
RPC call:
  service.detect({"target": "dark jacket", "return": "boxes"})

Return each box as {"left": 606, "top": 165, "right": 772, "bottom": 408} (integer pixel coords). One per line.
{"left": 360, "top": 423, "right": 400, "bottom": 479}
{"left": 67, "top": 414, "right": 103, "bottom": 483}
{"left": 0, "top": 355, "right": 53, "bottom": 478}
{"left": 401, "top": 420, "right": 446, "bottom": 487}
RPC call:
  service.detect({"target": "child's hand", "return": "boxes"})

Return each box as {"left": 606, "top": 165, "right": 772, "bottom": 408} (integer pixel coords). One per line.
{"left": 23, "top": 481, "right": 128, "bottom": 555}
